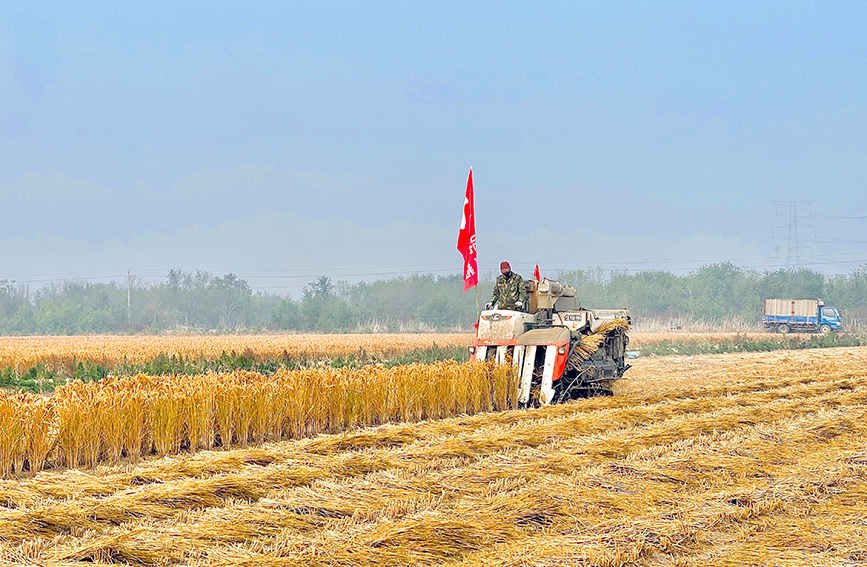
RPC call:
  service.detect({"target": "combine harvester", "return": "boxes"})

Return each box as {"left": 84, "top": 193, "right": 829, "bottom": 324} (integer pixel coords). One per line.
{"left": 469, "top": 279, "right": 631, "bottom": 406}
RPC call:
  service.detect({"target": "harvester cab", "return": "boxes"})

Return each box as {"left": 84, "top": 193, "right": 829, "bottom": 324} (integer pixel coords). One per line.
{"left": 469, "top": 278, "right": 631, "bottom": 406}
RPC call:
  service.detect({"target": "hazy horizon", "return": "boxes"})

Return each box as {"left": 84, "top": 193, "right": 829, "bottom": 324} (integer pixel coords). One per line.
{"left": 3, "top": 2, "right": 866, "bottom": 297}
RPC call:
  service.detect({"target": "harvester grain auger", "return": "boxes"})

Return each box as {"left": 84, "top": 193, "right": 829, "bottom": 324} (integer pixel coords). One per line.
{"left": 469, "top": 279, "right": 631, "bottom": 406}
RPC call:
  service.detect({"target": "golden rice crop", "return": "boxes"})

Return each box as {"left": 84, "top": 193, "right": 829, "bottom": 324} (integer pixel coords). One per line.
{"left": 0, "top": 331, "right": 802, "bottom": 375}
{"left": 0, "top": 333, "right": 473, "bottom": 373}
{"left": 0, "top": 361, "right": 516, "bottom": 475}
{"left": 0, "top": 346, "right": 864, "bottom": 566}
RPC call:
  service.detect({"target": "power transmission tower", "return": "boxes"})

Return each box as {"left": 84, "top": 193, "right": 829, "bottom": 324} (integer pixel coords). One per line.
{"left": 787, "top": 201, "right": 799, "bottom": 267}
{"left": 801, "top": 201, "right": 817, "bottom": 266}
{"left": 772, "top": 200, "right": 816, "bottom": 269}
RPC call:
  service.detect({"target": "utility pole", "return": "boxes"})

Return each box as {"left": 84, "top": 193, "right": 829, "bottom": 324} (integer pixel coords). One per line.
{"left": 127, "top": 270, "right": 132, "bottom": 328}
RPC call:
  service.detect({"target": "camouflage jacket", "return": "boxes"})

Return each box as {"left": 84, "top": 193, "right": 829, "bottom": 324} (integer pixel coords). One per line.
{"left": 490, "top": 273, "right": 528, "bottom": 311}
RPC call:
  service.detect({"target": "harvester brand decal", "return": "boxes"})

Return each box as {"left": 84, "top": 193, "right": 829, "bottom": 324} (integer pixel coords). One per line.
{"left": 563, "top": 314, "right": 584, "bottom": 321}
{"left": 482, "top": 313, "right": 513, "bottom": 322}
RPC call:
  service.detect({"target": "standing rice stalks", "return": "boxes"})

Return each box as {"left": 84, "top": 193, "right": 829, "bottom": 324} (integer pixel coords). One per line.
{"left": 0, "top": 360, "right": 512, "bottom": 476}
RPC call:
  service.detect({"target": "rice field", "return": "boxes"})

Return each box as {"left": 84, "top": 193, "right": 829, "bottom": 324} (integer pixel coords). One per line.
{"left": 0, "top": 362, "right": 515, "bottom": 475}
{"left": 1, "top": 345, "right": 864, "bottom": 566}
{"left": 0, "top": 330, "right": 823, "bottom": 374}
{"left": 0, "top": 333, "right": 473, "bottom": 373}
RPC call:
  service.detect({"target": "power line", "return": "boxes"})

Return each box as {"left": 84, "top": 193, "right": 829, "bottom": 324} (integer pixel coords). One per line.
{"left": 820, "top": 215, "right": 867, "bottom": 220}
{"left": 0, "top": 274, "right": 127, "bottom": 284}
{"left": 815, "top": 239, "right": 867, "bottom": 245}
{"left": 4, "top": 255, "right": 867, "bottom": 291}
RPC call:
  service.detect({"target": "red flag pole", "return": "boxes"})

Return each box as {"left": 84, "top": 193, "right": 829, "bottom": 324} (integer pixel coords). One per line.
{"left": 472, "top": 169, "right": 479, "bottom": 315}
{"left": 474, "top": 263, "right": 480, "bottom": 315}
{"left": 457, "top": 166, "right": 480, "bottom": 319}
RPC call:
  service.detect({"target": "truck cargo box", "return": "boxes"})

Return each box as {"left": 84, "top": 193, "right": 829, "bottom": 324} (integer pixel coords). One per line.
{"left": 763, "top": 298, "right": 820, "bottom": 318}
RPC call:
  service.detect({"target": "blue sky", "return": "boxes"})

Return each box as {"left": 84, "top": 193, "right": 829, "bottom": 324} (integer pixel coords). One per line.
{"left": 2, "top": 2, "right": 865, "bottom": 293}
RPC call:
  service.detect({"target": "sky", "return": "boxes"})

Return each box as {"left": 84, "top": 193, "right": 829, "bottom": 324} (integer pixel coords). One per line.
{"left": 2, "top": 2, "right": 866, "bottom": 295}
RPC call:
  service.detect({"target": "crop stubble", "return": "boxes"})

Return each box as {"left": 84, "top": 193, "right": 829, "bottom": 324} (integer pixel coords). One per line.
{"left": 0, "top": 346, "right": 864, "bottom": 566}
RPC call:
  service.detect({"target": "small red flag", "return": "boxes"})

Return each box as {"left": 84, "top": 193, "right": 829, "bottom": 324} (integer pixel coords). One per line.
{"left": 457, "top": 168, "right": 478, "bottom": 292}
{"left": 534, "top": 264, "right": 541, "bottom": 282}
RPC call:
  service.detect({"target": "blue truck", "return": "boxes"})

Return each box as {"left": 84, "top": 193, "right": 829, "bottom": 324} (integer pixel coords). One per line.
{"left": 762, "top": 298, "right": 843, "bottom": 334}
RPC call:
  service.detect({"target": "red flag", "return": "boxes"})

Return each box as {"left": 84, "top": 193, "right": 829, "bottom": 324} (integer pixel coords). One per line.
{"left": 534, "top": 264, "right": 541, "bottom": 282}
{"left": 457, "top": 168, "right": 478, "bottom": 291}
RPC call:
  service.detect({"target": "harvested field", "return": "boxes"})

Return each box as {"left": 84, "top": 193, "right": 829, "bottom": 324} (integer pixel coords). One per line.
{"left": 1, "top": 346, "right": 864, "bottom": 566}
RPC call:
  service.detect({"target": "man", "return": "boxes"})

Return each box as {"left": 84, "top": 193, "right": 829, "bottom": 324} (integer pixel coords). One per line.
{"left": 488, "top": 261, "right": 528, "bottom": 311}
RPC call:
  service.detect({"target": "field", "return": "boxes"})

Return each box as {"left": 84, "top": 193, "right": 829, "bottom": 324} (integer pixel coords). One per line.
{"left": 0, "top": 332, "right": 809, "bottom": 370}
{"left": 1, "top": 345, "right": 864, "bottom": 566}
{"left": 3, "top": 331, "right": 865, "bottom": 393}
{"left": 0, "top": 333, "right": 472, "bottom": 374}
{"left": 0, "top": 334, "right": 473, "bottom": 391}
{"left": 0, "top": 331, "right": 831, "bottom": 371}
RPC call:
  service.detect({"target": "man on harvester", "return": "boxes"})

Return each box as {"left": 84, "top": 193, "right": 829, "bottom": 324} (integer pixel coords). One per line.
{"left": 487, "top": 261, "right": 528, "bottom": 312}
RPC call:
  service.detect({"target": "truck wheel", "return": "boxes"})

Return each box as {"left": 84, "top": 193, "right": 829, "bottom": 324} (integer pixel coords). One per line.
{"left": 777, "top": 324, "right": 790, "bottom": 334}
{"left": 819, "top": 324, "right": 832, "bottom": 334}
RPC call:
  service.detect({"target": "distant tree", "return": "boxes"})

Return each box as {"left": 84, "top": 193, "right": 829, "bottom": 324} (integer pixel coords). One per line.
{"left": 758, "top": 269, "right": 824, "bottom": 300}
{"left": 210, "top": 273, "right": 252, "bottom": 329}
{"left": 270, "top": 298, "right": 301, "bottom": 329}
{"left": 306, "top": 275, "right": 334, "bottom": 298}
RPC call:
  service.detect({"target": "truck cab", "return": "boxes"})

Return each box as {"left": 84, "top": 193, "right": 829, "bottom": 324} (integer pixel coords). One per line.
{"left": 819, "top": 306, "right": 843, "bottom": 332}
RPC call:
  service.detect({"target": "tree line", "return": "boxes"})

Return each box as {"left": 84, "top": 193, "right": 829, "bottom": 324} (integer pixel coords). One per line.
{"left": 0, "top": 263, "right": 864, "bottom": 334}
{"left": 561, "top": 263, "right": 866, "bottom": 326}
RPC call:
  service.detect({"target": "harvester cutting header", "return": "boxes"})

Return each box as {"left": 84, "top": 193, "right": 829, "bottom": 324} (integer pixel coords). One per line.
{"left": 469, "top": 275, "right": 632, "bottom": 406}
